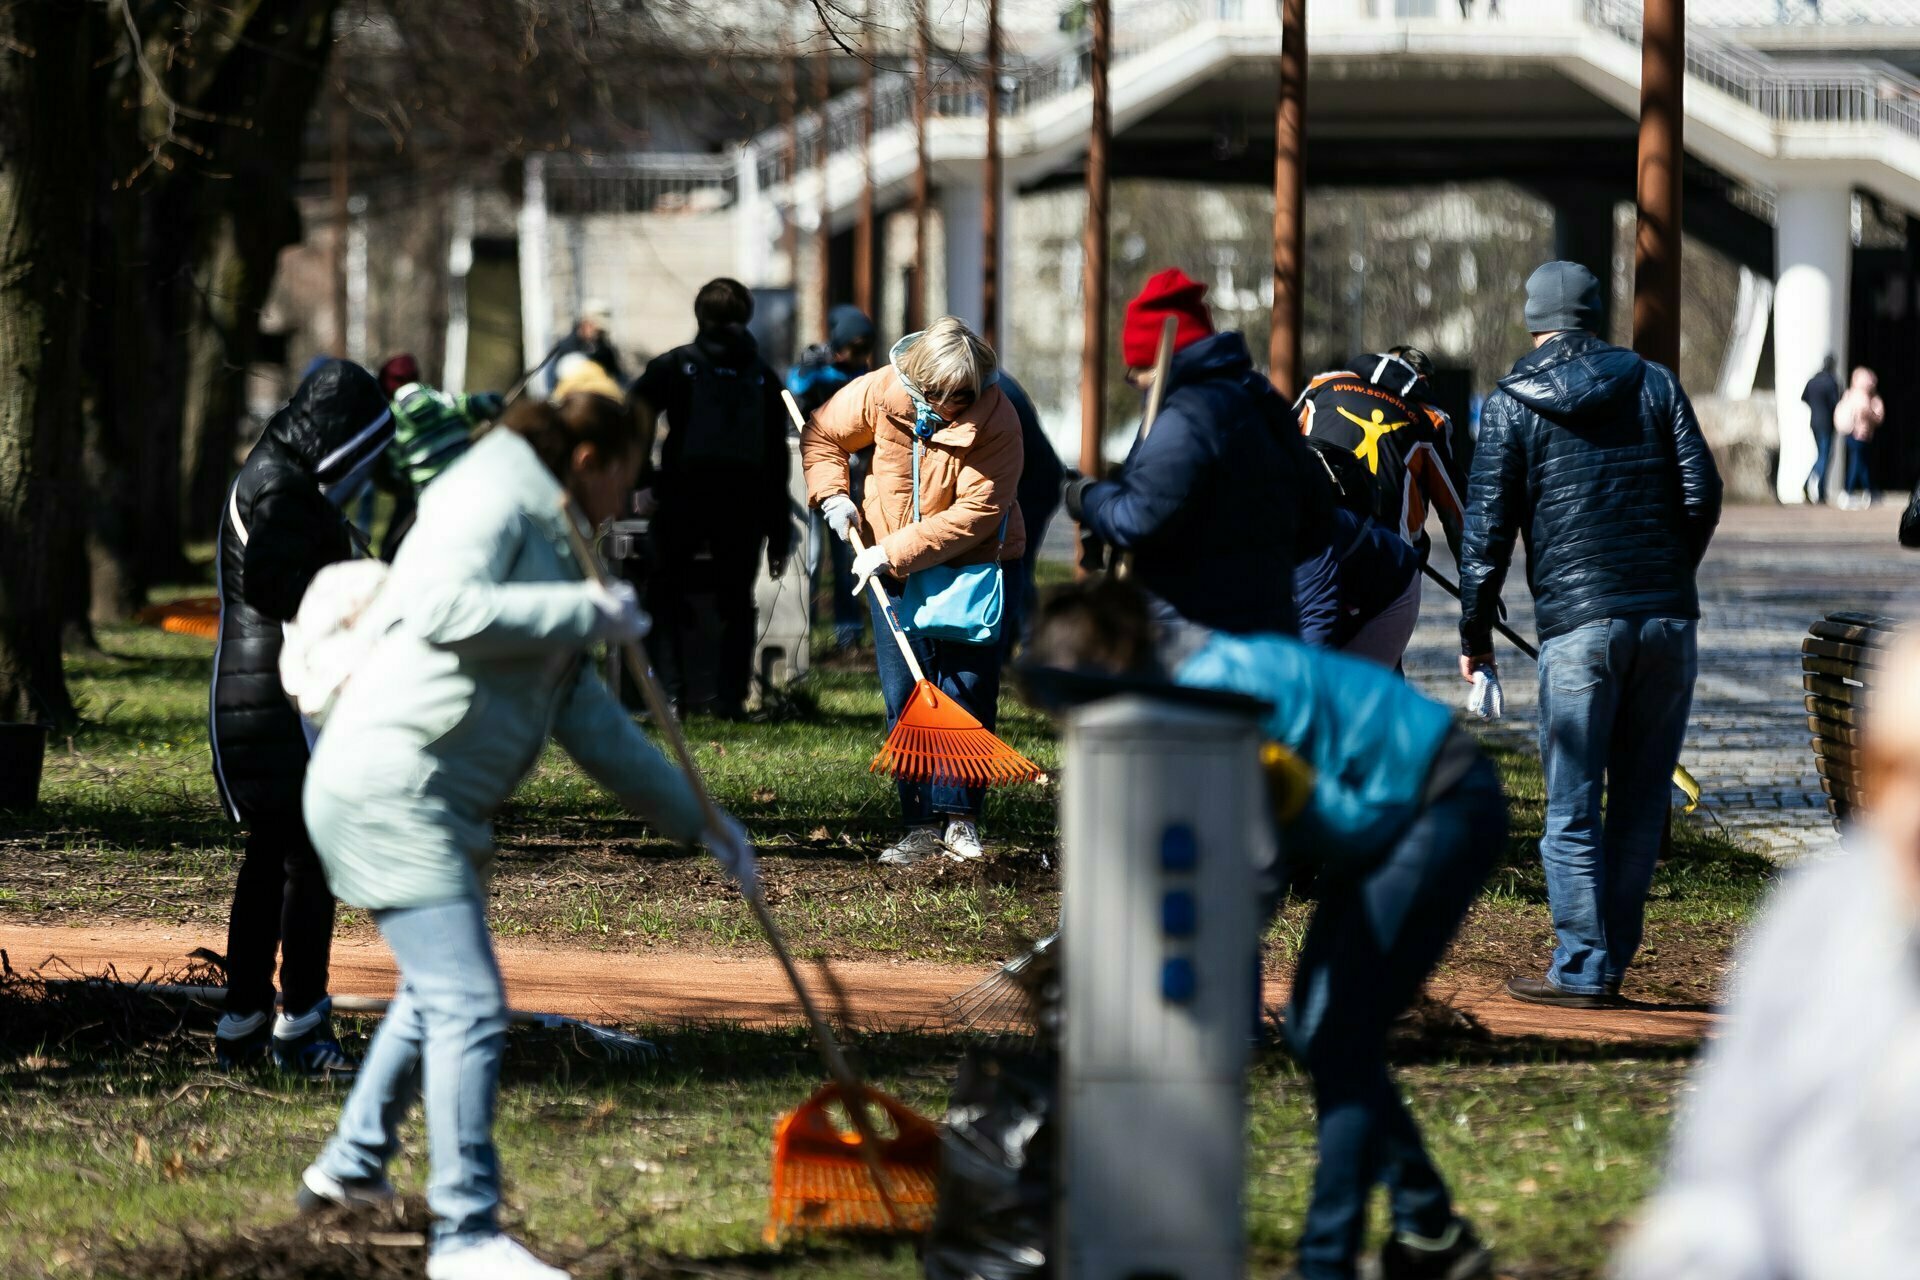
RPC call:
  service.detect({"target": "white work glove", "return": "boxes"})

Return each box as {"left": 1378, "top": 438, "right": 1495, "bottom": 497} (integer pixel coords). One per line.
{"left": 587, "top": 579, "right": 651, "bottom": 645}
{"left": 1466, "top": 668, "right": 1505, "bottom": 721}
{"left": 819, "top": 493, "right": 859, "bottom": 542}
{"left": 849, "top": 543, "right": 892, "bottom": 597}
{"left": 702, "top": 812, "right": 759, "bottom": 899}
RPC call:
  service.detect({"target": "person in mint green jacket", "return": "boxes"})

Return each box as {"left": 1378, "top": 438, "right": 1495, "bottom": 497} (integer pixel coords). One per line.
{"left": 295, "top": 392, "right": 754, "bottom": 1280}
{"left": 1028, "top": 579, "right": 1504, "bottom": 1280}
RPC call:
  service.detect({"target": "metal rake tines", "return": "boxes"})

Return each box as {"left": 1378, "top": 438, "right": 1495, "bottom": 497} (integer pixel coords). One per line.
{"left": 939, "top": 932, "right": 1057, "bottom": 1034}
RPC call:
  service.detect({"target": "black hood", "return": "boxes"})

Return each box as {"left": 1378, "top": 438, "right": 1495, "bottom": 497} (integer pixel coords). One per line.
{"left": 1498, "top": 331, "right": 1646, "bottom": 425}
{"left": 695, "top": 322, "right": 760, "bottom": 369}
{"left": 265, "top": 359, "right": 394, "bottom": 484}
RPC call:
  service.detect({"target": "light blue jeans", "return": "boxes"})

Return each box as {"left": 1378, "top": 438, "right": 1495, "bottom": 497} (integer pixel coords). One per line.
{"left": 313, "top": 896, "right": 509, "bottom": 1252}
{"left": 1536, "top": 615, "right": 1697, "bottom": 995}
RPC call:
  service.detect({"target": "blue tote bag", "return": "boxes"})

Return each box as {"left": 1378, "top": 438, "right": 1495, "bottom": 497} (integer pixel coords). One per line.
{"left": 901, "top": 438, "right": 1006, "bottom": 645}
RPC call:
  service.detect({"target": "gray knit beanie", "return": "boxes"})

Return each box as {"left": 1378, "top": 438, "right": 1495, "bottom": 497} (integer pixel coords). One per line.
{"left": 1523, "top": 260, "right": 1603, "bottom": 334}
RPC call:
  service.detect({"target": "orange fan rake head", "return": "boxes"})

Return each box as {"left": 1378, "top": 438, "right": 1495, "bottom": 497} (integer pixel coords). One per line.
{"left": 871, "top": 679, "right": 1044, "bottom": 787}
{"left": 134, "top": 597, "right": 220, "bottom": 642}
{"left": 767, "top": 1084, "right": 941, "bottom": 1243}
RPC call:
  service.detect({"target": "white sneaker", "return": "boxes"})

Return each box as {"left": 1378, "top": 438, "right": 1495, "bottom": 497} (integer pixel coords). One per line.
{"left": 879, "top": 826, "right": 945, "bottom": 866}
{"left": 942, "top": 819, "right": 987, "bottom": 861}
{"left": 425, "top": 1233, "right": 571, "bottom": 1280}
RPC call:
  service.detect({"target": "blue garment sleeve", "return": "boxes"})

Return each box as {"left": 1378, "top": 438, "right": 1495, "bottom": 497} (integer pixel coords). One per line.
{"left": 1077, "top": 395, "right": 1214, "bottom": 551}
{"left": 1290, "top": 542, "right": 1341, "bottom": 648}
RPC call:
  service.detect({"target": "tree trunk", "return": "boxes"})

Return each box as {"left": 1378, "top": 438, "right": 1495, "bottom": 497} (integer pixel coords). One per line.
{"left": 0, "top": 3, "right": 92, "bottom": 726}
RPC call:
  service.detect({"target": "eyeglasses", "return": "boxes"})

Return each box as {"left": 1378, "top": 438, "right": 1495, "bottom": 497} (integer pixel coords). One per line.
{"left": 932, "top": 388, "right": 977, "bottom": 413}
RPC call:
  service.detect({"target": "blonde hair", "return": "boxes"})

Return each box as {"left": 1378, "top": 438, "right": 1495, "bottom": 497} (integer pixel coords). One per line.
{"left": 899, "top": 316, "right": 996, "bottom": 402}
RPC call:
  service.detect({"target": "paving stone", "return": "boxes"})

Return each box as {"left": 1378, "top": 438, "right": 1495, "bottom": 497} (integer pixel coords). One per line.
{"left": 1405, "top": 503, "right": 1920, "bottom": 862}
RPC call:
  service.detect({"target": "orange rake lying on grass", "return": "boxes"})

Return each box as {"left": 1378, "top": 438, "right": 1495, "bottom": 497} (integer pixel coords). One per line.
{"left": 135, "top": 597, "right": 219, "bottom": 641}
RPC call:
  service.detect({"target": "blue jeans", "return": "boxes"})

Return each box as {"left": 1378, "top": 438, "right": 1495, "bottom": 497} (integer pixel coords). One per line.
{"left": 1807, "top": 422, "right": 1833, "bottom": 501}
{"left": 1287, "top": 754, "right": 1504, "bottom": 1279}
{"left": 868, "top": 573, "right": 1011, "bottom": 825}
{"left": 314, "top": 896, "right": 509, "bottom": 1253}
{"left": 1845, "top": 435, "right": 1873, "bottom": 496}
{"left": 1536, "top": 615, "right": 1697, "bottom": 994}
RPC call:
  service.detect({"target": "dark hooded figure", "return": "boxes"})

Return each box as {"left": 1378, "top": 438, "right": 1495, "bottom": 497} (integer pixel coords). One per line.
{"left": 210, "top": 358, "right": 394, "bottom": 1076}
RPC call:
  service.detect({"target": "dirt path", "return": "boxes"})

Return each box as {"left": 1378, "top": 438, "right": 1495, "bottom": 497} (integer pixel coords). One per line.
{"left": 2, "top": 919, "right": 1713, "bottom": 1044}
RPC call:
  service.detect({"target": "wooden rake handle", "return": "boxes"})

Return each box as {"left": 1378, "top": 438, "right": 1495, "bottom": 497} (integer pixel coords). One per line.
{"left": 555, "top": 497, "right": 908, "bottom": 1230}
{"left": 779, "top": 388, "right": 929, "bottom": 687}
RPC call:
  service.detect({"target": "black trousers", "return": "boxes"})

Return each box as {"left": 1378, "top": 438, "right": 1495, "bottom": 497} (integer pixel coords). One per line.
{"left": 224, "top": 806, "right": 335, "bottom": 1019}
{"left": 647, "top": 514, "right": 764, "bottom": 714}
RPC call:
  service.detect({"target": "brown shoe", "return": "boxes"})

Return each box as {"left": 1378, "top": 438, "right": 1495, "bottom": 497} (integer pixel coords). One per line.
{"left": 1506, "top": 976, "right": 1622, "bottom": 1009}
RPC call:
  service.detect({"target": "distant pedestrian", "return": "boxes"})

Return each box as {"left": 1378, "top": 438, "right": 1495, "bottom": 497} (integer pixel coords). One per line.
{"left": 1837, "top": 365, "right": 1885, "bottom": 511}
{"left": 631, "top": 279, "right": 793, "bottom": 719}
{"left": 1801, "top": 355, "right": 1842, "bottom": 505}
{"left": 1065, "top": 266, "right": 1329, "bottom": 638}
{"left": 801, "top": 316, "right": 1025, "bottom": 866}
{"left": 210, "top": 360, "right": 394, "bottom": 1076}
{"left": 374, "top": 354, "right": 501, "bottom": 559}
{"left": 786, "top": 304, "right": 877, "bottom": 652}
{"left": 545, "top": 299, "right": 626, "bottom": 393}
{"left": 1616, "top": 631, "right": 1920, "bottom": 1280}
{"left": 1458, "top": 261, "right": 1721, "bottom": 1008}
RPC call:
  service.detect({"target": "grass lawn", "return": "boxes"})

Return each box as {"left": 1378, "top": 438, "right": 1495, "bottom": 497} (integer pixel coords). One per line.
{"left": 0, "top": 616, "right": 1775, "bottom": 1276}
{"left": 3, "top": 623, "right": 1774, "bottom": 1000}
{"left": 0, "top": 990, "right": 1690, "bottom": 1279}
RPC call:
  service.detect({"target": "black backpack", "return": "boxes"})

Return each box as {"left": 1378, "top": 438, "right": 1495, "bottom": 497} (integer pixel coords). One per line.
{"left": 675, "top": 345, "right": 767, "bottom": 469}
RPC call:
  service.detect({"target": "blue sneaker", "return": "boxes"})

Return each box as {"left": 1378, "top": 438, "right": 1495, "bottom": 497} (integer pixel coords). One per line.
{"left": 214, "top": 1008, "right": 272, "bottom": 1069}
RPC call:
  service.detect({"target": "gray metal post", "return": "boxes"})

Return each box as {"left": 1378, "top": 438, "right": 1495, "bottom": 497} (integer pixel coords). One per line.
{"left": 1060, "top": 693, "right": 1274, "bottom": 1279}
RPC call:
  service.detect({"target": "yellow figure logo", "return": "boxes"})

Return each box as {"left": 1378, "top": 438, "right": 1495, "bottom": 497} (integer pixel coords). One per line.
{"left": 1334, "top": 404, "right": 1410, "bottom": 474}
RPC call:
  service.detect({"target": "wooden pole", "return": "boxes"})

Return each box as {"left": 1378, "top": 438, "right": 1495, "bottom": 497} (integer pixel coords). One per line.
{"left": 855, "top": 1, "right": 876, "bottom": 318}
{"left": 782, "top": 53, "right": 800, "bottom": 292}
{"left": 329, "top": 89, "right": 350, "bottom": 359}
{"left": 813, "top": 47, "right": 833, "bottom": 343}
{"left": 1270, "top": 0, "right": 1306, "bottom": 396}
{"left": 1079, "top": 0, "right": 1111, "bottom": 482}
{"left": 911, "top": 1, "right": 931, "bottom": 331}
{"left": 982, "top": 0, "right": 1002, "bottom": 350}
{"left": 1633, "top": 0, "right": 1683, "bottom": 368}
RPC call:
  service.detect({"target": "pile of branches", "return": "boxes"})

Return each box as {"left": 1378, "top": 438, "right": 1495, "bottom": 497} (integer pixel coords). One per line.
{"left": 0, "top": 948, "right": 224, "bottom": 1069}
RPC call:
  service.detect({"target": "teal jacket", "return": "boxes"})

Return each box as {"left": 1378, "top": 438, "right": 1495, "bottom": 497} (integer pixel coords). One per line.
{"left": 304, "top": 427, "right": 704, "bottom": 909}
{"left": 1175, "top": 633, "right": 1459, "bottom": 865}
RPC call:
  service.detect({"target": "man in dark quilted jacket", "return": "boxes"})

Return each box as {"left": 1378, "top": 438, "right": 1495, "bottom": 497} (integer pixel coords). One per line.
{"left": 1458, "top": 260, "right": 1722, "bottom": 1010}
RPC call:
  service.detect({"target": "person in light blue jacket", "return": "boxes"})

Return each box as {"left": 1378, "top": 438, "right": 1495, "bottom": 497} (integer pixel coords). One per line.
{"left": 295, "top": 392, "right": 755, "bottom": 1280}
{"left": 1028, "top": 579, "right": 1505, "bottom": 1280}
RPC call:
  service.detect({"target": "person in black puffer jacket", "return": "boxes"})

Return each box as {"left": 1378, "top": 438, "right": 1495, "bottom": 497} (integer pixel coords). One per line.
{"left": 1458, "top": 261, "right": 1721, "bottom": 1011}
{"left": 1065, "top": 267, "right": 1329, "bottom": 638}
{"left": 211, "top": 359, "right": 394, "bottom": 1075}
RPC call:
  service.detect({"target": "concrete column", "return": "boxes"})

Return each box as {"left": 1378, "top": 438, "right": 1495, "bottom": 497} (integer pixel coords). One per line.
{"left": 733, "top": 141, "right": 769, "bottom": 287}
{"left": 1773, "top": 186, "right": 1851, "bottom": 504}
{"left": 443, "top": 184, "right": 475, "bottom": 395}
{"left": 518, "top": 153, "right": 551, "bottom": 371}
{"left": 941, "top": 175, "right": 985, "bottom": 331}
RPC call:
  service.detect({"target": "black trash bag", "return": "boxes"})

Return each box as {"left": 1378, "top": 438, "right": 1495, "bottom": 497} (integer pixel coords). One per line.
{"left": 923, "top": 1049, "right": 1058, "bottom": 1280}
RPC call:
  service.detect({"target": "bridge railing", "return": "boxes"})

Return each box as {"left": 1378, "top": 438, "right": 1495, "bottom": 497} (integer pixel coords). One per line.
{"left": 754, "top": 0, "right": 1209, "bottom": 189}
{"left": 1589, "top": 0, "right": 1920, "bottom": 146}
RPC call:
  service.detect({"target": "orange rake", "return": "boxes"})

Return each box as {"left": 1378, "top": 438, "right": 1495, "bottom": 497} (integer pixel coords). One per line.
{"left": 135, "top": 597, "right": 220, "bottom": 641}
{"left": 767, "top": 1083, "right": 941, "bottom": 1243}
{"left": 850, "top": 528, "right": 1043, "bottom": 788}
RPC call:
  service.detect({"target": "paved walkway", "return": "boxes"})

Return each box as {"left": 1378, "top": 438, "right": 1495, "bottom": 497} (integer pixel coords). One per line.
{"left": 1407, "top": 503, "right": 1920, "bottom": 860}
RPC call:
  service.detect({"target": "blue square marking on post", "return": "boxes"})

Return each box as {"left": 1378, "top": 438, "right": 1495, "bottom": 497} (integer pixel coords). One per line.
{"left": 1160, "top": 823, "right": 1198, "bottom": 871}
{"left": 1161, "top": 956, "right": 1197, "bottom": 1004}
{"left": 1161, "top": 890, "right": 1197, "bottom": 937}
